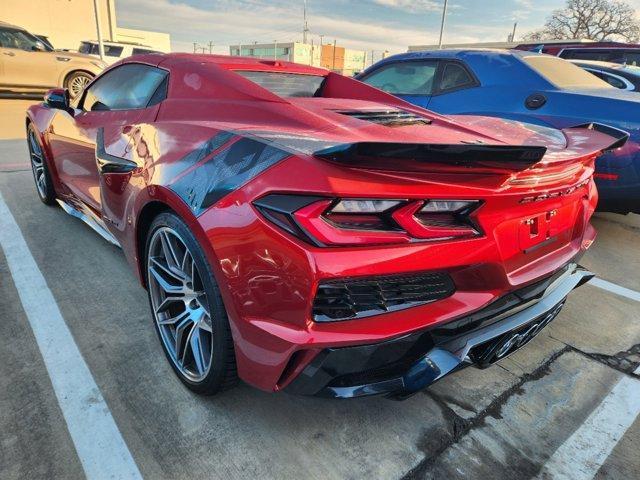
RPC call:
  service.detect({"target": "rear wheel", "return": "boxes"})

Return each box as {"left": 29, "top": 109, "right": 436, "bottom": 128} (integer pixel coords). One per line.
{"left": 146, "top": 212, "right": 238, "bottom": 394}
{"left": 65, "top": 71, "right": 93, "bottom": 99}
{"left": 27, "top": 124, "right": 56, "bottom": 205}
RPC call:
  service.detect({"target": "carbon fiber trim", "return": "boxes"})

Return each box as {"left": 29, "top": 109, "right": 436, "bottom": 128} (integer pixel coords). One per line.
{"left": 158, "top": 130, "right": 236, "bottom": 183}
{"left": 169, "top": 137, "right": 291, "bottom": 215}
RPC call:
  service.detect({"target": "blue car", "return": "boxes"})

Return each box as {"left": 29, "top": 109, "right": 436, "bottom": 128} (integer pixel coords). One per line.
{"left": 357, "top": 49, "right": 640, "bottom": 214}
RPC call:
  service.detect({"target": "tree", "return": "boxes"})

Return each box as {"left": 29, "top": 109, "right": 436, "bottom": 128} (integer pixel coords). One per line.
{"left": 523, "top": 0, "right": 640, "bottom": 42}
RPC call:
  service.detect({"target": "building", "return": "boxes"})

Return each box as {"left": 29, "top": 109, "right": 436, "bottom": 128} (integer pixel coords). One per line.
{"left": 407, "top": 39, "right": 595, "bottom": 52}
{"left": 1, "top": 0, "right": 170, "bottom": 52}
{"left": 230, "top": 42, "right": 367, "bottom": 76}
{"left": 230, "top": 42, "right": 320, "bottom": 66}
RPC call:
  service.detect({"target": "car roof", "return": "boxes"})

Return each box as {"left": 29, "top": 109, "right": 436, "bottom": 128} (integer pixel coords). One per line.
{"left": 561, "top": 46, "right": 640, "bottom": 52}
{"left": 381, "top": 48, "right": 535, "bottom": 61}
{"left": 156, "top": 53, "right": 329, "bottom": 75}
{"left": 519, "top": 41, "right": 638, "bottom": 48}
{"left": 367, "top": 49, "right": 539, "bottom": 70}
{"left": 0, "top": 21, "right": 25, "bottom": 30}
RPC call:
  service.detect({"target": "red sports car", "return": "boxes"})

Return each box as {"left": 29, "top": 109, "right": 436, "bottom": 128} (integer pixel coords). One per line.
{"left": 26, "top": 54, "right": 626, "bottom": 398}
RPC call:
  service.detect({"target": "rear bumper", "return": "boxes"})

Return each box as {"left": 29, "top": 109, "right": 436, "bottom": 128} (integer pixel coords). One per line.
{"left": 285, "top": 263, "right": 593, "bottom": 399}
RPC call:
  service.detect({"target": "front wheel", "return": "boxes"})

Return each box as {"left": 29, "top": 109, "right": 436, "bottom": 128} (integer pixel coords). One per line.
{"left": 146, "top": 212, "right": 238, "bottom": 395}
{"left": 65, "top": 71, "right": 93, "bottom": 99}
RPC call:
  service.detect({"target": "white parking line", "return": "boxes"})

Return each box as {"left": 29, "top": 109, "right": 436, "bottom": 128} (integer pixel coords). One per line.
{"left": 536, "top": 373, "right": 640, "bottom": 480}
{"left": 589, "top": 277, "right": 640, "bottom": 303}
{"left": 0, "top": 191, "right": 142, "bottom": 480}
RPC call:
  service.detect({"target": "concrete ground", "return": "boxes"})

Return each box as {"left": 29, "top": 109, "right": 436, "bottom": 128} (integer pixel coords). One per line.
{"left": 1, "top": 98, "right": 639, "bottom": 479}
{"left": 0, "top": 97, "right": 41, "bottom": 140}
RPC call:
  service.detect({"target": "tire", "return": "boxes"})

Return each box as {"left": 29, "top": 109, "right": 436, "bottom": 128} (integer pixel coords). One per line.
{"left": 64, "top": 71, "right": 93, "bottom": 99}
{"left": 27, "top": 123, "right": 56, "bottom": 205}
{"left": 145, "top": 212, "right": 238, "bottom": 395}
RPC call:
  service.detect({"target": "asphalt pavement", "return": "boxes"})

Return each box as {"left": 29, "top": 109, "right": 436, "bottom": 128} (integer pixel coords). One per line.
{"left": 1, "top": 99, "right": 639, "bottom": 479}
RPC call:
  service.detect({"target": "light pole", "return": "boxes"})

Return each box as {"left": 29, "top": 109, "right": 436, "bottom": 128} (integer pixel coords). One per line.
{"left": 437, "top": 0, "right": 448, "bottom": 50}
{"left": 92, "top": 0, "right": 105, "bottom": 61}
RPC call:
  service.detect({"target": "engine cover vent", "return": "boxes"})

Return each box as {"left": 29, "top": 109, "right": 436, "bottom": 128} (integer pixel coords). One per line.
{"left": 334, "top": 109, "right": 432, "bottom": 127}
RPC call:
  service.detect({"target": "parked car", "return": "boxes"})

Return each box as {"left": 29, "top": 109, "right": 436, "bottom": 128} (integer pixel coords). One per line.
{"left": 570, "top": 60, "right": 640, "bottom": 91}
{"left": 26, "top": 54, "right": 624, "bottom": 398}
{"left": 514, "top": 41, "right": 640, "bottom": 66}
{"left": 79, "top": 40, "right": 161, "bottom": 65}
{"left": 0, "top": 22, "right": 105, "bottom": 98}
{"left": 357, "top": 50, "right": 640, "bottom": 214}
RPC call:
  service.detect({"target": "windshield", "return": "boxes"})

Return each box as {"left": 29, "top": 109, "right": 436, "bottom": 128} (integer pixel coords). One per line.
{"left": 523, "top": 55, "right": 613, "bottom": 90}
{"left": 235, "top": 71, "right": 325, "bottom": 97}
{"left": 0, "top": 28, "right": 52, "bottom": 52}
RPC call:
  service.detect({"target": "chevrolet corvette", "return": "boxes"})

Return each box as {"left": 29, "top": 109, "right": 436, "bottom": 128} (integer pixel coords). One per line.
{"left": 26, "top": 54, "right": 626, "bottom": 398}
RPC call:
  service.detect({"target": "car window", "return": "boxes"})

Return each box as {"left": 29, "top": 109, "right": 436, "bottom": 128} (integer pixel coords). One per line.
{"left": 82, "top": 64, "right": 168, "bottom": 111}
{"left": 560, "top": 50, "right": 612, "bottom": 61}
{"left": 438, "top": 62, "right": 475, "bottom": 91}
{"left": 587, "top": 70, "right": 627, "bottom": 89}
{"left": 622, "top": 52, "right": 640, "bottom": 66}
{"left": 522, "top": 55, "right": 613, "bottom": 89}
{"left": 360, "top": 61, "right": 438, "bottom": 95}
{"left": 0, "top": 28, "right": 40, "bottom": 51}
{"left": 79, "top": 42, "right": 123, "bottom": 57}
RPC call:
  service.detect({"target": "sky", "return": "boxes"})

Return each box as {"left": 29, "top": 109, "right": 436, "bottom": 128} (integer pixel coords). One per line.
{"left": 115, "top": 0, "right": 640, "bottom": 56}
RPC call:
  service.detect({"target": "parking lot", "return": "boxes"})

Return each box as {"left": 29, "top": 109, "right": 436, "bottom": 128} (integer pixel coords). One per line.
{"left": 1, "top": 97, "right": 639, "bottom": 479}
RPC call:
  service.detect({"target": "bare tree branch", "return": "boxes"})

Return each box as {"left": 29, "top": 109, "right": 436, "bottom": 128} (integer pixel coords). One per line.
{"left": 523, "top": 0, "right": 640, "bottom": 42}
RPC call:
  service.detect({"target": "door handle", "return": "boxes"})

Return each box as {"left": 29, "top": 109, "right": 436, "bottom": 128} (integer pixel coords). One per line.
{"left": 96, "top": 128, "right": 138, "bottom": 174}
{"left": 2, "top": 52, "right": 16, "bottom": 56}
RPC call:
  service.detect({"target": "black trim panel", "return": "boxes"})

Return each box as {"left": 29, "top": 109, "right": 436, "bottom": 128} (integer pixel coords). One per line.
{"left": 169, "top": 136, "right": 291, "bottom": 215}
{"left": 286, "top": 263, "right": 593, "bottom": 399}
{"left": 96, "top": 128, "right": 138, "bottom": 174}
{"left": 314, "top": 142, "right": 547, "bottom": 172}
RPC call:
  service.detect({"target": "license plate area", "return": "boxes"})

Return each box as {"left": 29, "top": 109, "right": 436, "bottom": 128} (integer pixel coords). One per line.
{"left": 518, "top": 202, "right": 578, "bottom": 252}
{"left": 469, "top": 301, "right": 565, "bottom": 368}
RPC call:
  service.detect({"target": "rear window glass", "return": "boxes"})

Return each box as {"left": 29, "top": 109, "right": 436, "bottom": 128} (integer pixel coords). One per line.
{"left": 235, "top": 71, "right": 325, "bottom": 97}
{"left": 522, "top": 55, "right": 613, "bottom": 89}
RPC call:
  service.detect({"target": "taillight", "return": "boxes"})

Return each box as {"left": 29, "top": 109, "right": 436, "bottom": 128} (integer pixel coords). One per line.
{"left": 254, "top": 194, "right": 481, "bottom": 247}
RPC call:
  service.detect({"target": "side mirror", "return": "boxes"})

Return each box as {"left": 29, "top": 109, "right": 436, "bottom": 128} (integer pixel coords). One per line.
{"left": 32, "top": 41, "right": 46, "bottom": 52}
{"left": 44, "top": 88, "right": 70, "bottom": 111}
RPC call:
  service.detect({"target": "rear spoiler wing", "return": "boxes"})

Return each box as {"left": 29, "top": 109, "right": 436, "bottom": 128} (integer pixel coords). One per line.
{"left": 313, "top": 122, "right": 628, "bottom": 174}
{"left": 565, "top": 122, "right": 628, "bottom": 151}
